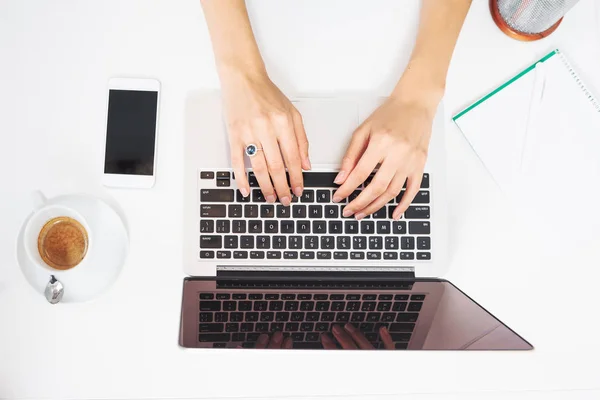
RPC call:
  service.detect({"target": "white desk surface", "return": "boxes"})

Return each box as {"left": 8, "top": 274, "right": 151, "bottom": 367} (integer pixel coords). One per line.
{"left": 1, "top": 1, "right": 600, "bottom": 399}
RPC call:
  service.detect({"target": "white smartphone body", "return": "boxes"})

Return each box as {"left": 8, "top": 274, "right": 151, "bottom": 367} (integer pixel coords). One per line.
{"left": 103, "top": 78, "right": 160, "bottom": 188}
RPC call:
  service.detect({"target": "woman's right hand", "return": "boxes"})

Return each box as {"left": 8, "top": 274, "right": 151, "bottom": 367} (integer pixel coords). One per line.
{"left": 220, "top": 69, "right": 310, "bottom": 206}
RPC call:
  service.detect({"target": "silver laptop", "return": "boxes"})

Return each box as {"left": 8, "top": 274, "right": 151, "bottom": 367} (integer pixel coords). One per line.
{"left": 179, "top": 93, "right": 531, "bottom": 350}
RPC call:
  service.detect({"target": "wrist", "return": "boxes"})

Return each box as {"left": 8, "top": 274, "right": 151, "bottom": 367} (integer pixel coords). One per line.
{"left": 391, "top": 60, "right": 446, "bottom": 108}
{"left": 217, "top": 57, "right": 268, "bottom": 85}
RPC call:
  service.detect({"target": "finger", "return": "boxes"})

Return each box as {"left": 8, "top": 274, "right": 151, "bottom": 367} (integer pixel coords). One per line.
{"left": 248, "top": 145, "right": 276, "bottom": 203}
{"left": 344, "top": 323, "right": 374, "bottom": 349}
{"left": 282, "top": 336, "right": 293, "bottom": 349}
{"left": 332, "top": 324, "right": 358, "bottom": 350}
{"left": 230, "top": 142, "right": 249, "bottom": 198}
{"left": 277, "top": 131, "right": 304, "bottom": 199}
{"left": 344, "top": 163, "right": 396, "bottom": 220}
{"left": 335, "top": 123, "right": 369, "bottom": 185}
{"left": 256, "top": 333, "right": 270, "bottom": 349}
{"left": 260, "top": 135, "right": 292, "bottom": 205}
{"left": 393, "top": 172, "right": 422, "bottom": 220}
{"left": 320, "top": 333, "right": 337, "bottom": 350}
{"left": 292, "top": 109, "right": 311, "bottom": 170}
{"left": 353, "top": 171, "right": 406, "bottom": 219}
{"left": 333, "top": 145, "right": 381, "bottom": 206}
{"left": 267, "top": 331, "right": 284, "bottom": 349}
{"left": 380, "top": 327, "right": 395, "bottom": 350}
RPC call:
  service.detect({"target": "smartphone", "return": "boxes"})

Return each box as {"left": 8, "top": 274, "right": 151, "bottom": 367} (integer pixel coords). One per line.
{"left": 102, "top": 78, "right": 160, "bottom": 188}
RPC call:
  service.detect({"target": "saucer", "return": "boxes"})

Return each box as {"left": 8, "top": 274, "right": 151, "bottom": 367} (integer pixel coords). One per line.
{"left": 17, "top": 194, "right": 129, "bottom": 303}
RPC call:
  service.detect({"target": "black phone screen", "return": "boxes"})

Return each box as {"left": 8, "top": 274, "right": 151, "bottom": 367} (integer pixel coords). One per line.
{"left": 104, "top": 89, "right": 158, "bottom": 176}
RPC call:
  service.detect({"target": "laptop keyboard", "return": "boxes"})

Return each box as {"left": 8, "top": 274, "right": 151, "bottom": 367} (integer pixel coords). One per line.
{"left": 198, "top": 170, "right": 432, "bottom": 262}
{"left": 198, "top": 291, "right": 425, "bottom": 349}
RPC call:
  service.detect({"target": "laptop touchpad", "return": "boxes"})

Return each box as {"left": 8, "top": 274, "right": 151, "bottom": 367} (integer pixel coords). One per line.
{"left": 293, "top": 99, "right": 359, "bottom": 167}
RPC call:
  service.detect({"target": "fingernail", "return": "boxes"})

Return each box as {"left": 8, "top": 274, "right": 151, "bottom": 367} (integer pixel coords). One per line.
{"left": 332, "top": 325, "right": 342, "bottom": 335}
{"left": 272, "top": 332, "right": 282, "bottom": 344}
{"left": 240, "top": 188, "right": 249, "bottom": 197}
{"left": 266, "top": 195, "right": 276, "bottom": 203}
{"left": 294, "top": 187, "right": 303, "bottom": 197}
{"left": 334, "top": 171, "right": 346, "bottom": 184}
{"left": 355, "top": 213, "right": 365, "bottom": 220}
{"left": 345, "top": 323, "right": 356, "bottom": 333}
{"left": 258, "top": 334, "right": 269, "bottom": 344}
{"left": 306, "top": 159, "right": 312, "bottom": 170}
{"left": 281, "top": 196, "right": 290, "bottom": 206}
{"left": 332, "top": 196, "right": 341, "bottom": 203}
{"left": 343, "top": 208, "right": 353, "bottom": 217}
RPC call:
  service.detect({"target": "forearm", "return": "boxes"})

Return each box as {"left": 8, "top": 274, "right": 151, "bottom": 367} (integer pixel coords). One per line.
{"left": 394, "top": 0, "right": 472, "bottom": 103}
{"left": 200, "top": 0, "right": 266, "bottom": 80}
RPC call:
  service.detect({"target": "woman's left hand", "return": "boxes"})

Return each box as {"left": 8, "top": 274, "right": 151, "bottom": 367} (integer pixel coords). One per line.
{"left": 332, "top": 87, "right": 440, "bottom": 220}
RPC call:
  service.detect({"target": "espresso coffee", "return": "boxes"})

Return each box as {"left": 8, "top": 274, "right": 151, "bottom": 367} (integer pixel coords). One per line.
{"left": 37, "top": 217, "right": 88, "bottom": 270}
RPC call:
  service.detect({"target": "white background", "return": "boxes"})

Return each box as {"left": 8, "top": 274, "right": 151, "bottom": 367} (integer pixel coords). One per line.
{"left": 1, "top": 0, "right": 600, "bottom": 399}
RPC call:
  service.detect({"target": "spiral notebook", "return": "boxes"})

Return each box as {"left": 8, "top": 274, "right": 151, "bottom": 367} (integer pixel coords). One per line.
{"left": 453, "top": 49, "right": 600, "bottom": 193}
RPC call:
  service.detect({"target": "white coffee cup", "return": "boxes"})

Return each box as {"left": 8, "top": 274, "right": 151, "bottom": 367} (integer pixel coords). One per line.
{"left": 23, "top": 192, "right": 93, "bottom": 275}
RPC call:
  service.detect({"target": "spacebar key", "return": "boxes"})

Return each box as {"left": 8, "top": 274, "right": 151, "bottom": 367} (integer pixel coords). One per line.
{"left": 303, "top": 172, "right": 340, "bottom": 187}
{"left": 199, "top": 333, "right": 231, "bottom": 342}
{"left": 293, "top": 341, "right": 323, "bottom": 349}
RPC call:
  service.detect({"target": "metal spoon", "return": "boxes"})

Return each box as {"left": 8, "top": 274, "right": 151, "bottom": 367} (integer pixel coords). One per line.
{"left": 44, "top": 275, "right": 64, "bottom": 304}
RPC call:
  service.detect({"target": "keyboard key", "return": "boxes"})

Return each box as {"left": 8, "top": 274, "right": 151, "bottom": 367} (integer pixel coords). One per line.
{"left": 390, "top": 323, "right": 415, "bottom": 332}
{"left": 249, "top": 294, "right": 263, "bottom": 300}
{"left": 408, "top": 302, "right": 423, "bottom": 311}
{"left": 401, "top": 237, "right": 415, "bottom": 250}
{"left": 345, "top": 221, "right": 359, "bottom": 234}
{"left": 297, "top": 221, "right": 311, "bottom": 234}
{"left": 336, "top": 236, "right": 350, "bottom": 250}
{"left": 305, "top": 332, "right": 320, "bottom": 342}
{"left": 282, "top": 294, "right": 296, "bottom": 300}
{"left": 249, "top": 220, "right": 262, "bottom": 233}
{"left": 361, "top": 221, "right": 374, "bottom": 234}
{"left": 217, "top": 250, "right": 231, "bottom": 259}
{"left": 291, "top": 332, "right": 304, "bottom": 341}
{"left": 236, "top": 190, "right": 250, "bottom": 203}
{"left": 214, "top": 312, "right": 228, "bottom": 322}
{"left": 240, "top": 236, "right": 254, "bottom": 249}
{"left": 248, "top": 172, "right": 259, "bottom": 187}
{"left": 200, "top": 171, "right": 214, "bottom": 179}
{"left": 250, "top": 251, "right": 265, "bottom": 259}
{"left": 301, "top": 190, "right": 315, "bottom": 202}
{"left": 316, "top": 322, "right": 330, "bottom": 332}
{"left": 228, "top": 205, "right": 242, "bottom": 218}
{"left": 383, "top": 252, "right": 397, "bottom": 260}
{"left": 232, "top": 220, "right": 246, "bottom": 233}
{"left": 332, "top": 302, "right": 345, "bottom": 311}
{"left": 413, "top": 191, "right": 430, "bottom": 204}
{"left": 313, "top": 221, "right": 327, "bottom": 234}
{"left": 285, "top": 302, "right": 299, "bottom": 312}
{"left": 395, "top": 342, "right": 408, "bottom": 349}
{"left": 252, "top": 190, "right": 266, "bottom": 203}
{"left": 368, "top": 237, "right": 382, "bottom": 250}
{"left": 265, "top": 294, "right": 279, "bottom": 300}
{"left": 291, "top": 312, "right": 304, "bottom": 321}
{"left": 254, "top": 301, "right": 268, "bottom": 312}
{"left": 395, "top": 294, "right": 409, "bottom": 300}
{"left": 377, "top": 302, "right": 392, "bottom": 311}
{"left": 255, "top": 323, "right": 269, "bottom": 332}
{"left": 417, "top": 237, "right": 431, "bottom": 250}
{"left": 199, "top": 293, "right": 214, "bottom": 300}
{"left": 289, "top": 236, "right": 302, "bottom": 249}
{"left": 232, "top": 333, "right": 245, "bottom": 342}
{"left": 321, "top": 236, "right": 335, "bottom": 250}
{"left": 305, "top": 236, "right": 318, "bottom": 249}
{"left": 273, "top": 236, "right": 286, "bottom": 249}
{"left": 302, "top": 172, "right": 339, "bottom": 187}
{"left": 351, "top": 313, "right": 365, "bottom": 322}
{"left": 391, "top": 333, "right": 412, "bottom": 342}
{"left": 261, "top": 205, "right": 275, "bottom": 218}
{"left": 336, "top": 313, "right": 350, "bottom": 322}
{"left": 349, "top": 190, "right": 361, "bottom": 202}
{"left": 230, "top": 313, "right": 243, "bottom": 322}
{"left": 307, "top": 312, "right": 319, "bottom": 321}
{"left": 400, "top": 252, "right": 415, "bottom": 260}
{"left": 216, "top": 220, "right": 230, "bottom": 233}
{"left": 329, "top": 221, "right": 342, "bottom": 234}
{"left": 316, "top": 190, "right": 330, "bottom": 203}
{"left": 350, "top": 251, "right": 365, "bottom": 260}
{"left": 284, "top": 251, "right": 298, "bottom": 259}
{"left": 317, "top": 251, "right": 332, "bottom": 259}
{"left": 275, "top": 312, "right": 289, "bottom": 322}
{"left": 293, "top": 205, "right": 307, "bottom": 218}
{"left": 277, "top": 205, "right": 291, "bottom": 218}
{"left": 346, "top": 301, "right": 360, "bottom": 311}
{"left": 372, "top": 207, "right": 386, "bottom": 219}
{"left": 200, "top": 189, "right": 234, "bottom": 202}
{"left": 353, "top": 236, "right": 367, "bottom": 249}
{"left": 216, "top": 171, "right": 230, "bottom": 179}
{"left": 257, "top": 236, "right": 270, "bottom": 249}
{"left": 199, "top": 301, "right": 221, "bottom": 311}
{"left": 201, "top": 205, "right": 226, "bottom": 218}
{"left": 367, "top": 312, "right": 381, "bottom": 322}
{"left": 267, "top": 251, "right": 281, "bottom": 259}
{"left": 300, "top": 301, "right": 314, "bottom": 311}
{"left": 226, "top": 323, "right": 239, "bottom": 332}
{"left": 334, "top": 251, "right": 348, "bottom": 259}
{"left": 200, "top": 236, "right": 222, "bottom": 249}
{"left": 359, "top": 323, "right": 375, "bottom": 333}
{"left": 396, "top": 191, "right": 405, "bottom": 203}
{"left": 199, "top": 313, "right": 213, "bottom": 322}
{"left": 200, "top": 220, "right": 214, "bottom": 233}
{"left": 298, "top": 294, "right": 312, "bottom": 300}
{"left": 324, "top": 205, "right": 338, "bottom": 218}
{"left": 241, "top": 323, "right": 254, "bottom": 332}
{"left": 281, "top": 220, "right": 295, "bottom": 233}
{"left": 421, "top": 173, "right": 430, "bottom": 188}
{"left": 300, "top": 323, "right": 314, "bottom": 332}
{"left": 287, "top": 323, "right": 300, "bottom": 332}
{"left": 409, "top": 221, "right": 430, "bottom": 234}
{"left": 385, "top": 237, "right": 399, "bottom": 250}
{"left": 405, "top": 206, "right": 430, "bottom": 219}
{"left": 367, "top": 252, "right": 381, "bottom": 260}
{"left": 417, "top": 252, "right": 431, "bottom": 260}
{"left": 269, "top": 301, "right": 283, "bottom": 311}
{"left": 322, "top": 312, "right": 335, "bottom": 321}
{"left": 392, "top": 302, "right": 407, "bottom": 311}
{"left": 199, "top": 333, "right": 230, "bottom": 342}
{"left": 393, "top": 221, "right": 407, "bottom": 234}
{"left": 309, "top": 205, "right": 322, "bottom": 218}
{"left": 244, "top": 204, "right": 258, "bottom": 218}
{"left": 239, "top": 301, "right": 252, "bottom": 311}
{"left": 245, "top": 312, "right": 258, "bottom": 321}
{"left": 294, "top": 342, "right": 322, "bottom": 349}
{"left": 200, "top": 250, "right": 214, "bottom": 258}
{"left": 382, "top": 313, "right": 395, "bottom": 322}
{"left": 224, "top": 236, "right": 238, "bottom": 249}
{"left": 362, "top": 302, "right": 376, "bottom": 312}
{"left": 377, "top": 221, "right": 390, "bottom": 234}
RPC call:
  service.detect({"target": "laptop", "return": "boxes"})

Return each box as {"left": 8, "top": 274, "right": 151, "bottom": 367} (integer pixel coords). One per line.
{"left": 180, "top": 93, "right": 532, "bottom": 350}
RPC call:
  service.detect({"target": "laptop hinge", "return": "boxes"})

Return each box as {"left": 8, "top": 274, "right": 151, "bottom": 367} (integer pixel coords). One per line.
{"left": 216, "top": 266, "right": 415, "bottom": 280}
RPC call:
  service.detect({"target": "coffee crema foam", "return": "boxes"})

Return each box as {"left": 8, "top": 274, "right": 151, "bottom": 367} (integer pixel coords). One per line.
{"left": 37, "top": 217, "right": 88, "bottom": 270}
